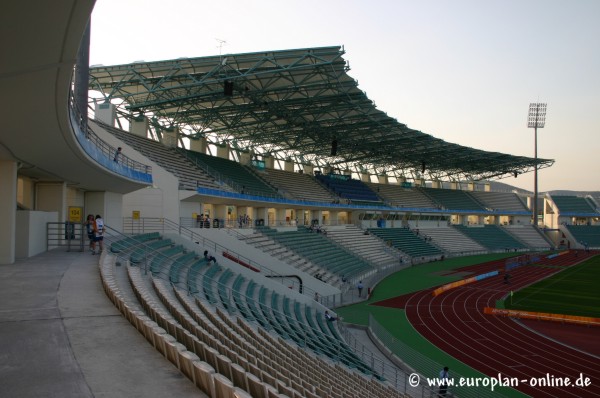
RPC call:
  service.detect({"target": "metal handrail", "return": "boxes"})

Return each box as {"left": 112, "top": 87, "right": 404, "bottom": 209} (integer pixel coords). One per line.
{"left": 368, "top": 314, "right": 505, "bottom": 398}
{"left": 121, "top": 217, "right": 321, "bottom": 299}
{"left": 69, "top": 91, "right": 152, "bottom": 178}
{"left": 46, "top": 221, "right": 85, "bottom": 252}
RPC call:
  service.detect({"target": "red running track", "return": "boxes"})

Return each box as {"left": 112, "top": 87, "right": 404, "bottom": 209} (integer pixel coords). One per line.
{"left": 375, "top": 256, "right": 600, "bottom": 397}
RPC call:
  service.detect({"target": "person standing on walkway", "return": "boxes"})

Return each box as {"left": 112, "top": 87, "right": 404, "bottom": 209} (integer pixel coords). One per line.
{"left": 113, "top": 147, "right": 122, "bottom": 163}
{"left": 357, "top": 281, "right": 364, "bottom": 298}
{"left": 85, "top": 214, "right": 95, "bottom": 252}
{"left": 92, "top": 214, "right": 104, "bottom": 255}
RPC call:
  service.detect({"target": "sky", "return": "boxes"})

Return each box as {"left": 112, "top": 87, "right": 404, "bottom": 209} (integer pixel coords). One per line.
{"left": 89, "top": 0, "right": 600, "bottom": 193}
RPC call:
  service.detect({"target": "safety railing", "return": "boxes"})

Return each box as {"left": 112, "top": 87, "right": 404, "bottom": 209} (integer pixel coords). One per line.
{"left": 368, "top": 314, "right": 504, "bottom": 398}
{"left": 69, "top": 91, "right": 152, "bottom": 183}
{"left": 121, "top": 217, "right": 322, "bottom": 298}
{"left": 46, "top": 221, "right": 85, "bottom": 252}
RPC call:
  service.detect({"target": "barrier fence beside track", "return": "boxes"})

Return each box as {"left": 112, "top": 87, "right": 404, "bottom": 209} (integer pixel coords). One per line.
{"left": 368, "top": 314, "right": 508, "bottom": 398}
{"left": 484, "top": 307, "right": 600, "bottom": 327}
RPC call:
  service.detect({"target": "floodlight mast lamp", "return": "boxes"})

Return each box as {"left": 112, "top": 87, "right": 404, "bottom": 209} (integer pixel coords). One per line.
{"left": 527, "top": 102, "right": 547, "bottom": 226}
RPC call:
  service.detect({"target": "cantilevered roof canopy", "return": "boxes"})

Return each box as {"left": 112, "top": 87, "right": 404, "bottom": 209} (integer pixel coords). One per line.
{"left": 89, "top": 46, "right": 553, "bottom": 181}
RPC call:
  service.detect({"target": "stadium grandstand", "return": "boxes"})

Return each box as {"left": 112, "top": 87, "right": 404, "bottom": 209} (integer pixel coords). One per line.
{"left": 3, "top": 1, "right": 600, "bottom": 398}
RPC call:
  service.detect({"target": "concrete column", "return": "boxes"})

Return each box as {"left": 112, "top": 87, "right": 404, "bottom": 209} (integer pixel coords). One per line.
{"left": 275, "top": 208, "right": 286, "bottom": 226}
{"left": 303, "top": 164, "right": 313, "bottom": 175}
{"left": 255, "top": 207, "right": 268, "bottom": 223}
{"left": 190, "top": 137, "right": 207, "bottom": 154}
{"left": 0, "top": 161, "right": 17, "bottom": 264}
{"left": 234, "top": 206, "right": 250, "bottom": 227}
{"left": 329, "top": 210, "right": 339, "bottom": 225}
{"left": 378, "top": 175, "right": 388, "bottom": 184}
{"left": 431, "top": 180, "right": 442, "bottom": 189}
{"left": 310, "top": 209, "right": 323, "bottom": 225}
{"left": 450, "top": 181, "right": 459, "bottom": 190}
{"left": 36, "top": 182, "right": 68, "bottom": 222}
{"left": 467, "top": 181, "right": 475, "bottom": 191}
{"left": 17, "top": 177, "right": 35, "bottom": 209}
{"left": 239, "top": 151, "right": 252, "bottom": 166}
{"left": 95, "top": 102, "right": 116, "bottom": 126}
{"left": 130, "top": 116, "right": 149, "bottom": 137}
{"left": 484, "top": 182, "right": 491, "bottom": 192}
{"left": 162, "top": 127, "right": 178, "bottom": 148}
{"left": 213, "top": 204, "right": 227, "bottom": 227}
{"left": 84, "top": 191, "right": 124, "bottom": 231}
{"left": 216, "top": 144, "right": 229, "bottom": 159}
{"left": 292, "top": 209, "right": 302, "bottom": 225}
{"left": 360, "top": 173, "right": 370, "bottom": 183}
{"left": 284, "top": 160, "right": 294, "bottom": 172}
{"left": 264, "top": 156, "right": 274, "bottom": 169}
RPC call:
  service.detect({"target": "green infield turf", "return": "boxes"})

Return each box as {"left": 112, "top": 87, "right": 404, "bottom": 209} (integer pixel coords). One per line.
{"left": 504, "top": 255, "right": 600, "bottom": 318}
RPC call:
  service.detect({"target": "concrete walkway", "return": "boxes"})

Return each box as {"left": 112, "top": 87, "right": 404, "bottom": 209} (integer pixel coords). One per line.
{"left": 0, "top": 249, "right": 202, "bottom": 398}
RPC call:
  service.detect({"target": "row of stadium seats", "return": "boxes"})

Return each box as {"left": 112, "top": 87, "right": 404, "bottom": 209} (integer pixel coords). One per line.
{"left": 111, "top": 234, "right": 381, "bottom": 368}
{"left": 453, "top": 225, "right": 526, "bottom": 251}
{"left": 565, "top": 225, "right": 600, "bottom": 247}
{"left": 183, "top": 149, "right": 281, "bottom": 198}
{"left": 262, "top": 168, "right": 337, "bottom": 203}
{"left": 367, "top": 228, "right": 443, "bottom": 258}
{"left": 551, "top": 195, "right": 598, "bottom": 214}
{"left": 315, "top": 174, "right": 382, "bottom": 204}
{"left": 415, "top": 227, "right": 485, "bottom": 254}
{"left": 258, "top": 226, "right": 376, "bottom": 281}
{"left": 102, "top": 234, "right": 403, "bottom": 397}
{"left": 93, "top": 121, "right": 224, "bottom": 191}
{"left": 324, "top": 225, "right": 400, "bottom": 268}
{"left": 421, "top": 187, "right": 487, "bottom": 212}
{"left": 99, "top": 254, "right": 247, "bottom": 397}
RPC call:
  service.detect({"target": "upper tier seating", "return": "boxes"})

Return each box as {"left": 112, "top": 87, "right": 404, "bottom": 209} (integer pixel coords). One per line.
{"left": 262, "top": 168, "right": 336, "bottom": 203}
{"left": 565, "top": 225, "right": 600, "bottom": 247}
{"left": 365, "top": 182, "right": 438, "bottom": 209}
{"left": 182, "top": 150, "right": 280, "bottom": 198}
{"left": 366, "top": 228, "right": 442, "bottom": 258}
{"left": 93, "top": 121, "right": 223, "bottom": 191}
{"left": 453, "top": 225, "right": 526, "bottom": 251}
{"left": 551, "top": 196, "right": 599, "bottom": 214}
{"left": 421, "top": 187, "right": 486, "bottom": 212}
{"left": 316, "top": 174, "right": 382, "bottom": 205}
{"left": 416, "top": 227, "right": 485, "bottom": 254}
{"left": 469, "top": 191, "right": 529, "bottom": 212}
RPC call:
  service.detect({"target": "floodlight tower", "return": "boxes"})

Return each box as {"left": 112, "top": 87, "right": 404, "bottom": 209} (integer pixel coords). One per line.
{"left": 527, "top": 103, "right": 547, "bottom": 226}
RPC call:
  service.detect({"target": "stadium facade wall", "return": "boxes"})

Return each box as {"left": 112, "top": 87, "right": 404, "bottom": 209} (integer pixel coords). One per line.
{"left": 16, "top": 211, "right": 58, "bottom": 258}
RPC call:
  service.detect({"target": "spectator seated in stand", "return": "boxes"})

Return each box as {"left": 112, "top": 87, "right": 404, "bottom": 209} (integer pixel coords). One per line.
{"left": 203, "top": 250, "right": 217, "bottom": 264}
{"left": 325, "top": 310, "right": 337, "bottom": 322}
